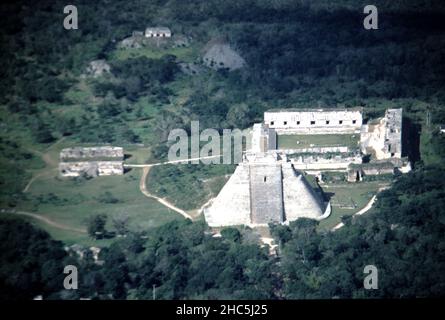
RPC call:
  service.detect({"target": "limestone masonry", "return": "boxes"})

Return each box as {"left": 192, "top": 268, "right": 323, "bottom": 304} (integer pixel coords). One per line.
{"left": 204, "top": 152, "right": 331, "bottom": 227}
{"left": 264, "top": 108, "right": 363, "bottom": 134}
{"left": 204, "top": 107, "right": 408, "bottom": 227}
{"left": 59, "top": 147, "right": 124, "bottom": 177}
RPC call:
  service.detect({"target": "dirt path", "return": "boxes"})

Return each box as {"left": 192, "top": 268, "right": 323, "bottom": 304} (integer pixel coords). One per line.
{"left": 1, "top": 209, "right": 87, "bottom": 234}
{"left": 23, "top": 138, "right": 66, "bottom": 192}
{"left": 139, "top": 167, "right": 193, "bottom": 220}
{"left": 23, "top": 168, "right": 58, "bottom": 193}
{"left": 125, "top": 154, "right": 221, "bottom": 168}
{"left": 331, "top": 186, "right": 389, "bottom": 231}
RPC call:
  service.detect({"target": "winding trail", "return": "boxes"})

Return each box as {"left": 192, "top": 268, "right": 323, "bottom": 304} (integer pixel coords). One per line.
{"left": 23, "top": 169, "right": 58, "bottom": 193}
{"left": 331, "top": 186, "right": 389, "bottom": 231}
{"left": 23, "top": 137, "right": 66, "bottom": 193}
{"left": 1, "top": 209, "right": 87, "bottom": 234}
{"left": 129, "top": 155, "right": 221, "bottom": 220}
{"left": 139, "top": 167, "right": 193, "bottom": 220}
{"left": 124, "top": 154, "right": 221, "bottom": 168}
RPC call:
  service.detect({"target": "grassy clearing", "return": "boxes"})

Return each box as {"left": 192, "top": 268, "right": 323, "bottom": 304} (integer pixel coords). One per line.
{"left": 277, "top": 134, "right": 360, "bottom": 150}
{"left": 111, "top": 45, "right": 198, "bottom": 62}
{"left": 147, "top": 164, "right": 235, "bottom": 211}
{"left": 15, "top": 165, "right": 180, "bottom": 246}
{"left": 317, "top": 181, "right": 387, "bottom": 231}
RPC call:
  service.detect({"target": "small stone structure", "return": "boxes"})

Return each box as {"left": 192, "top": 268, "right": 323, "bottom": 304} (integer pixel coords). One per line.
{"left": 85, "top": 60, "right": 111, "bottom": 77}
{"left": 59, "top": 147, "right": 124, "bottom": 178}
{"left": 145, "top": 27, "right": 171, "bottom": 38}
{"left": 264, "top": 108, "right": 363, "bottom": 134}
{"left": 347, "top": 162, "right": 395, "bottom": 182}
{"left": 291, "top": 153, "right": 362, "bottom": 171}
{"left": 119, "top": 35, "right": 143, "bottom": 49}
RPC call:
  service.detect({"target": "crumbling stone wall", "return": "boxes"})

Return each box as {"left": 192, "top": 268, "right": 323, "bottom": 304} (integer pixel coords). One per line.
{"left": 360, "top": 108, "right": 402, "bottom": 159}
{"left": 59, "top": 146, "right": 124, "bottom": 177}
{"left": 60, "top": 147, "right": 124, "bottom": 160}
{"left": 59, "top": 161, "right": 123, "bottom": 177}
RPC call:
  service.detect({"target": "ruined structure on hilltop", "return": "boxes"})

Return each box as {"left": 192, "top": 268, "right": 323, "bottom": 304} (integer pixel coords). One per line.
{"left": 145, "top": 27, "right": 172, "bottom": 38}
{"left": 59, "top": 147, "right": 124, "bottom": 177}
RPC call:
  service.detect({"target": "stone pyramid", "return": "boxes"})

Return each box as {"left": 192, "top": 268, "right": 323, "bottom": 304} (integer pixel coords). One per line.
{"left": 204, "top": 152, "right": 330, "bottom": 227}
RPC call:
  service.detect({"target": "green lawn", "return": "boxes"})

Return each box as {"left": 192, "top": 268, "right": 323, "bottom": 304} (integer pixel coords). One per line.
{"left": 277, "top": 134, "right": 360, "bottom": 150}
{"left": 111, "top": 45, "right": 198, "bottom": 62}
{"left": 15, "top": 168, "right": 181, "bottom": 246}
{"left": 317, "top": 181, "right": 387, "bottom": 230}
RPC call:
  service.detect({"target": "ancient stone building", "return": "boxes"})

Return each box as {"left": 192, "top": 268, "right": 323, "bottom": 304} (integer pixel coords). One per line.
{"left": 251, "top": 123, "right": 276, "bottom": 153}
{"left": 59, "top": 147, "right": 124, "bottom": 177}
{"left": 204, "top": 107, "right": 408, "bottom": 227}
{"left": 204, "top": 152, "right": 331, "bottom": 227}
{"left": 85, "top": 60, "right": 111, "bottom": 78}
{"left": 347, "top": 162, "right": 395, "bottom": 182}
{"left": 360, "top": 108, "right": 403, "bottom": 159}
{"left": 145, "top": 27, "right": 171, "bottom": 38}
{"left": 264, "top": 108, "right": 363, "bottom": 134}
{"left": 59, "top": 161, "right": 123, "bottom": 177}
{"left": 60, "top": 147, "right": 124, "bottom": 160}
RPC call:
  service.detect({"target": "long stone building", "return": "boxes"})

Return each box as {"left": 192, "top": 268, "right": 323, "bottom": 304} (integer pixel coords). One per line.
{"left": 59, "top": 146, "right": 124, "bottom": 177}
{"left": 203, "top": 107, "right": 407, "bottom": 228}
{"left": 264, "top": 108, "right": 363, "bottom": 134}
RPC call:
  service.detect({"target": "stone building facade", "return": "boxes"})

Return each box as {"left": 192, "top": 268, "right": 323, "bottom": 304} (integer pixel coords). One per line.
{"left": 59, "top": 147, "right": 124, "bottom": 177}
{"left": 251, "top": 123, "right": 276, "bottom": 153}
{"left": 360, "top": 108, "right": 403, "bottom": 159}
{"left": 264, "top": 108, "right": 363, "bottom": 134}
{"left": 145, "top": 27, "right": 171, "bottom": 38}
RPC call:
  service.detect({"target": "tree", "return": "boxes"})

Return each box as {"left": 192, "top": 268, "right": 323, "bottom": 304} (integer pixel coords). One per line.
{"left": 112, "top": 213, "right": 130, "bottom": 236}
{"left": 87, "top": 214, "right": 108, "bottom": 239}
{"left": 221, "top": 227, "right": 241, "bottom": 243}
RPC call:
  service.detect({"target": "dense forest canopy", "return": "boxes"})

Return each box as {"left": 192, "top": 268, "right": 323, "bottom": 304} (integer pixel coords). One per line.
{"left": 1, "top": 0, "right": 445, "bottom": 299}
{"left": 2, "top": 164, "right": 445, "bottom": 299}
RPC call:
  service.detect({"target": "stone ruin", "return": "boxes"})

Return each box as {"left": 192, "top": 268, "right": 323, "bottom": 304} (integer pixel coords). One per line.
{"left": 202, "top": 39, "right": 246, "bottom": 71}
{"left": 264, "top": 108, "right": 363, "bottom": 135}
{"left": 262, "top": 107, "right": 407, "bottom": 178}
{"left": 204, "top": 107, "right": 408, "bottom": 228}
{"left": 203, "top": 152, "right": 331, "bottom": 227}
{"left": 85, "top": 60, "right": 111, "bottom": 78}
{"left": 118, "top": 27, "right": 174, "bottom": 49}
{"left": 59, "top": 147, "right": 124, "bottom": 178}
{"left": 60, "top": 146, "right": 124, "bottom": 160}
{"left": 361, "top": 108, "right": 403, "bottom": 159}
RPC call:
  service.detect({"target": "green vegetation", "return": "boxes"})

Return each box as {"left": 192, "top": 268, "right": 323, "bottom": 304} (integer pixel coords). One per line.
{"left": 15, "top": 168, "right": 180, "bottom": 246}
{"left": 420, "top": 128, "right": 445, "bottom": 166}
{"left": 277, "top": 134, "right": 360, "bottom": 149}
{"left": 318, "top": 181, "right": 385, "bottom": 230}
{"left": 0, "top": 218, "right": 68, "bottom": 300}
{"left": 1, "top": 0, "right": 445, "bottom": 299}
{"left": 4, "top": 165, "right": 445, "bottom": 299}
{"left": 148, "top": 164, "right": 235, "bottom": 210}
